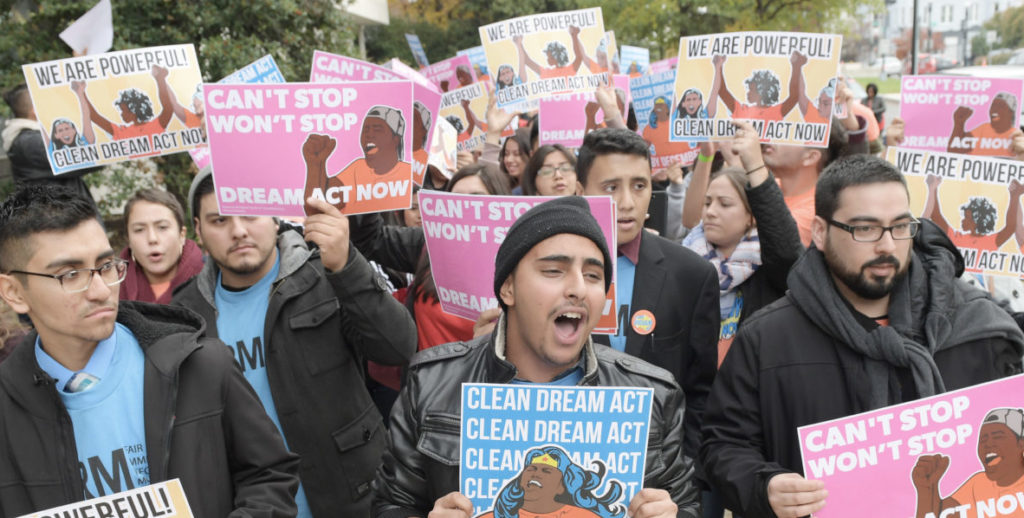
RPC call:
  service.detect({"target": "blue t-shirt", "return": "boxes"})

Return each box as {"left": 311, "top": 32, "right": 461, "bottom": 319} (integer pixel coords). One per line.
{"left": 36, "top": 323, "right": 149, "bottom": 498}
{"left": 609, "top": 256, "right": 637, "bottom": 351}
{"left": 215, "top": 256, "right": 312, "bottom": 517}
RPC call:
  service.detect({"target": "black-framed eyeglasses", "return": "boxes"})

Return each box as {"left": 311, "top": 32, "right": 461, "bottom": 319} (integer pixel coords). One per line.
{"left": 6, "top": 258, "right": 129, "bottom": 294}
{"left": 827, "top": 219, "right": 920, "bottom": 242}
{"left": 537, "top": 164, "right": 575, "bottom": 177}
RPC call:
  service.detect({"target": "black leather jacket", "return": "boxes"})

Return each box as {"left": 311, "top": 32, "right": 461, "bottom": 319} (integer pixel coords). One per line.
{"left": 372, "top": 316, "right": 701, "bottom": 518}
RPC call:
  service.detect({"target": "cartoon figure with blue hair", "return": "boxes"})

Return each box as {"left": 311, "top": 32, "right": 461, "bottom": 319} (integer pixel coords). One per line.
{"left": 476, "top": 445, "right": 625, "bottom": 518}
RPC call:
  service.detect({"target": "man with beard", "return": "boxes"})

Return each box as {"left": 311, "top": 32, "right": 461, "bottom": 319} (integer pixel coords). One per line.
{"left": 372, "top": 197, "right": 699, "bottom": 518}
{"left": 700, "top": 154, "right": 1024, "bottom": 518}
{"left": 173, "top": 168, "right": 417, "bottom": 517}
{"left": 302, "top": 105, "right": 410, "bottom": 215}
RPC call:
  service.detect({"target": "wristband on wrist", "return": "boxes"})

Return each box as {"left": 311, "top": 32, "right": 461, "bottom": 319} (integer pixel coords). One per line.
{"left": 745, "top": 164, "right": 766, "bottom": 176}
{"left": 697, "top": 153, "right": 714, "bottom": 163}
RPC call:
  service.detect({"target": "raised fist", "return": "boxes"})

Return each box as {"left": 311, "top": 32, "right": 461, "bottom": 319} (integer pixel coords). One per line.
{"left": 712, "top": 55, "right": 726, "bottom": 67}
{"left": 152, "top": 65, "right": 169, "bottom": 80}
{"left": 791, "top": 51, "right": 808, "bottom": 67}
{"left": 71, "top": 80, "right": 86, "bottom": 94}
{"left": 953, "top": 106, "right": 973, "bottom": 125}
{"left": 302, "top": 133, "right": 336, "bottom": 164}
{"left": 911, "top": 454, "right": 949, "bottom": 491}
{"left": 569, "top": 25, "right": 581, "bottom": 37}
{"left": 925, "top": 173, "right": 943, "bottom": 189}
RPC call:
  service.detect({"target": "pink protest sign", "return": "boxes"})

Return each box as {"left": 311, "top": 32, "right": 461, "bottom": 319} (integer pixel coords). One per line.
{"left": 537, "top": 74, "right": 631, "bottom": 147}
{"left": 420, "top": 192, "right": 618, "bottom": 334}
{"left": 648, "top": 56, "right": 678, "bottom": 74}
{"left": 204, "top": 82, "right": 413, "bottom": 217}
{"left": 798, "top": 374, "right": 1024, "bottom": 517}
{"left": 310, "top": 51, "right": 441, "bottom": 186}
{"left": 381, "top": 60, "right": 444, "bottom": 186}
{"left": 901, "top": 75, "right": 1023, "bottom": 157}
{"left": 310, "top": 50, "right": 401, "bottom": 82}
{"left": 422, "top": 55, "right": 477, "bottom": 92}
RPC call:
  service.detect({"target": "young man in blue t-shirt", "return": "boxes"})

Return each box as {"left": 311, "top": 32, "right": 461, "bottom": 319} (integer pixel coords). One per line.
{"left": 172, "top": 168, "right": 417, "bottom": 517}
{"left": 0, "top": 185, "right": 299, "bottom": 517}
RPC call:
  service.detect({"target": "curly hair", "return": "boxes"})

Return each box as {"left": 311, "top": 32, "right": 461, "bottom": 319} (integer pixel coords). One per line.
{"left": 962, "top": 197, "right": 998, "bottom": 235}
{"left": 544, "top": 41, "right": 570, "bottom": 68}
{"left": 745, "top": 70, "right": 780, "bottom": 107}
{"left": 491, "top": 445, "right": 624, "bottom": 518}
{"left": 115, "top": 88, "right": 155, "bottom": 122}
{"left": 445, "top": 115, "right": 464, "bottom": 134}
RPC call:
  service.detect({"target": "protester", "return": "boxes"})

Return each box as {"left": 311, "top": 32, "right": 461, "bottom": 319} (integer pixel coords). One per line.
{"left": 521, "top": 144, "right": 579, "bottom": 196}
{"left": 2, "top": 83, "right": 96, "bottom": 203}
{"left": 372, "top": 196, "right": 700, "bottom": 518}
{"left": 862, "top": 82, "right": 885, "bottom": 130}
{"left": 701, "top": 154, "right": 1024, "bottom": 518}
{"left": 172, "top": 168, "right": 417, "bottom": 517}
{"left": 682, "top": 121, "right": 803, "bottom": 367}
{"left": 0, "top": 184, "right": 300, "bottom": 517}
{"left": 577, "top": 128, "right": 719, "bottom": 462}
{"left": 352, "top": 164, "right": 512, "bottom": 355}
{"left": 479, "top": 95, "right": 532, "bottom": 192}
{"left": 761, "top": 113, "right": 868, "bottom": 246}
{"left": 118, "top": 188, "right": 203, "bottom": 304}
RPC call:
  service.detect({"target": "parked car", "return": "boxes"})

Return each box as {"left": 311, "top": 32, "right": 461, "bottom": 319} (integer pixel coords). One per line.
{"left": 872, "top": 56, "right": 902, "bottom": 78}
{"left": 1007, "top": 50, "right": 1024, "bottom": 66}
{"left": 935, "top": 55, "right": 960, "bottom": 71}
{"left": 903, "top": 53, "right": 937, "bottom": 74}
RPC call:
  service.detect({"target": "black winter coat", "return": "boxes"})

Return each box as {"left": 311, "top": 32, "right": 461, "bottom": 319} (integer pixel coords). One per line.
{"left": 0, "top": 302, "right": 300, "bottom": 518}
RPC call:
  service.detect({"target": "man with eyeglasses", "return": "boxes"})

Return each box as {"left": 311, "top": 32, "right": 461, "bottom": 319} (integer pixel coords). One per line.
{"left": 700, "top": 154, "right": 1024, "bottom": 518}
{"left": 0, "top": 185, "right": 300, "bottom": 517}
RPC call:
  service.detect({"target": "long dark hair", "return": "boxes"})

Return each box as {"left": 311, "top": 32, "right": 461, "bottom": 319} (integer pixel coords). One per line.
{"left": 498, "top": 128, "right": 533, "bottom": 186}
{"left": 521, "top": 145, "right": 576, "bottom": 196}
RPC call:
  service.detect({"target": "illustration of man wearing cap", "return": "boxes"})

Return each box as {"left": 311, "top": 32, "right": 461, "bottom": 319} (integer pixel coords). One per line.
{"left": 372, "top": 196, "right": 699, "bottom": 518}
{"left": 912, "top": 408, "right": 1024, "bottom": 518}
{"left": 476, "top": 445, "right": 622, "bottom": 518}
{"left": 302, "top": 104, "right": 410, "bottom": 215}
{"left": 513, "top": 26, "right": 589, "bottom": 81}
{"left": 412, "top": 101, "right": 432, "bottom": 183}
{"left": 948, "top": 92, "right": 1019, "bottom": 157}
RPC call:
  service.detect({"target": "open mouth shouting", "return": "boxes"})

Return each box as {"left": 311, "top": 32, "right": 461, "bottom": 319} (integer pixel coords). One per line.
{"left": 364, "top": 142, "right": 379, "bottom": 155}
{"left": 984, "top": 452, "right": 1001, "bottom": 466}
{"left": 527, "top": 479, "right": 543, "bottom": 489}
{"left": 553, "top": 309, "right": 586, "bottom": 345}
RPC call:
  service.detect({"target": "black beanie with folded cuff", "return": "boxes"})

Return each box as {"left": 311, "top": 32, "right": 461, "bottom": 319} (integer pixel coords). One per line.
{"left": 493, "top": 196, "right": 613, "bottom": 309}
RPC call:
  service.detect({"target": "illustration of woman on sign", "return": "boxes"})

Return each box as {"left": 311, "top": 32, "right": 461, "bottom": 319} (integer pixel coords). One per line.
{"left": 476, "top": 445, "right": 625, "bottom": 518}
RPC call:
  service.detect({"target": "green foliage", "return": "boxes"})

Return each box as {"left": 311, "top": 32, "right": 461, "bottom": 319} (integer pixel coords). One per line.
{"left": 375, "top": 0, "right": 881, "bottom": 66}
{"left": 986, "top": 4, "right": 1024, "bottom": 50}
{"left": 971, "top": 33, "right": 989, "bottom": 61}
{"left": 1, "top": 0, "right": 358, "bottom": 225}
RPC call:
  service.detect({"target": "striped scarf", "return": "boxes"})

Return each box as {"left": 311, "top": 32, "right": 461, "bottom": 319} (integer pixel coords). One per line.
{"left": 683, "top": 223, "right": 762, "bottom": 319}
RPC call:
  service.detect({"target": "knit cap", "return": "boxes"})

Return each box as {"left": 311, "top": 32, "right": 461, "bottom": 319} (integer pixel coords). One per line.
{"left": 493, "top": 196, "right": 612, "bottom": 307}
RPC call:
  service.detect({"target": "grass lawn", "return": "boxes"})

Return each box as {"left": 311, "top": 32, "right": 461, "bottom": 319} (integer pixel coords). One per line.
{"left": 852, "top": 76, "right": 902, "bottom": 95}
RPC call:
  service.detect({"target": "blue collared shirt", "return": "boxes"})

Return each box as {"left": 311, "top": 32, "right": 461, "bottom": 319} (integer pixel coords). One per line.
{"left": 36, "top": 325, "right": 117, "bottom": 391}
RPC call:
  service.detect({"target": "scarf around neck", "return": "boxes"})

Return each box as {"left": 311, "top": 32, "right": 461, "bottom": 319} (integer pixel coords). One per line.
{"left": 787, "top": 246, "right": 951, "bottom": 409}
{"left": 683, "top": 223, "right": 761, "bottom": 319}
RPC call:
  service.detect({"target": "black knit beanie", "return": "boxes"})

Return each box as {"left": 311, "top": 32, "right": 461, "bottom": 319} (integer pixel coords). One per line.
{"left": 493, "top": 196, "right": 612, "bottom": 307}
